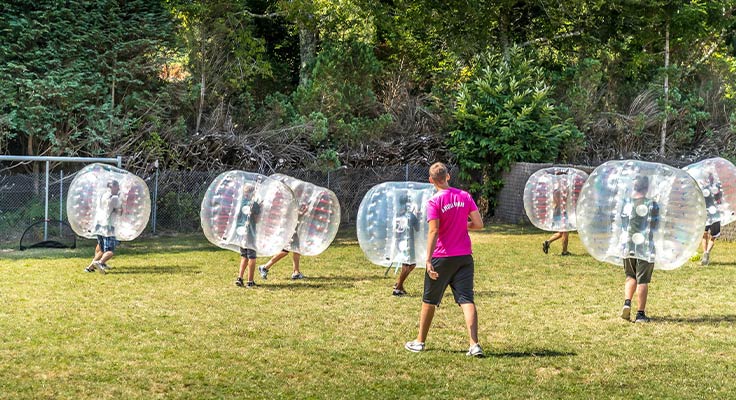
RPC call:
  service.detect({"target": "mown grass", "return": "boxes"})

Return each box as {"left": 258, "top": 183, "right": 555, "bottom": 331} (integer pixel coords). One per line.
{"left": 1, "top": 225, "right": 736, "bottom": 399}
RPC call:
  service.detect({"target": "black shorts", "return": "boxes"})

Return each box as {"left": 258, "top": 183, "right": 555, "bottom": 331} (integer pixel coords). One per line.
{"left": 623, "top": 258, "right": 654, "bottom": 284}
{"left": 705, "top": 221, "right": 721, "bottom": 238}
{"left": 422, "top": 255, "right": 474, "bottom": 306}
{"left": 97, "top": 235, "right": 118, "bottom": 253}
{"left": 239, "top": 247, "right": 257, "bottom": 259}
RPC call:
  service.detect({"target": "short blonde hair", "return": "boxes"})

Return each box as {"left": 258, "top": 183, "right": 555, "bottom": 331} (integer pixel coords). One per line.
{"left": 429, "top": 162, "right": 448, "bottom": 183}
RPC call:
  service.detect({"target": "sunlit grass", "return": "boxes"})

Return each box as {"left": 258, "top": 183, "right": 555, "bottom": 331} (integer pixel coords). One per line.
{"left": 1, "top": 226, "right": 736, "bottom": 399}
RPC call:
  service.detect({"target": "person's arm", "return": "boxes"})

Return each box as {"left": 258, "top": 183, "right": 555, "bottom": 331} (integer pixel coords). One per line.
{"left": 468, "top": 210, "right": 483, "bottom": 230}
{"left": 425, "top": 219, "right": 439, "bottom": 280}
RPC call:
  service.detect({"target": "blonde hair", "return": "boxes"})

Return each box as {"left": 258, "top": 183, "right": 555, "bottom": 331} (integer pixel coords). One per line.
{"left": 429, "top": 162, "right": 448, "bottom": 183}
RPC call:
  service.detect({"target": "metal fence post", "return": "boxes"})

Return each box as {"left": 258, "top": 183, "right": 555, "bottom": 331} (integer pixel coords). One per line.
{"left": 44, "top": 161, "right": 49, "bottom": 240}
{"left": 152, "top": 160, "right": 159, "bottom": 235}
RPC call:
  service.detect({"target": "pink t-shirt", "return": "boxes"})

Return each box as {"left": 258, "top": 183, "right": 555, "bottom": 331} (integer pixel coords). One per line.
{"left": 426, "top": 187, "right": 478, "bottom": 257}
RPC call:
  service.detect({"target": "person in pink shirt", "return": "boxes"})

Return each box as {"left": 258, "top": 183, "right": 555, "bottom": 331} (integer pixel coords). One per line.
{"left": 404, "top": 162, "right": 485, "bottom": 357}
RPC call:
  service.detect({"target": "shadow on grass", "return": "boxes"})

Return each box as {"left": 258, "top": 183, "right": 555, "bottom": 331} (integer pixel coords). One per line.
{"left": 433, "top": 348, "right": 576, "bottom": 358}
{"left": 655, "top": 314, "right": 736, "bottom": 324}
{"left": 107, "top": 265, "right": 203, "bottom": 275}
{"left": 487, "top": 224, "right": 543, "bottom": 236}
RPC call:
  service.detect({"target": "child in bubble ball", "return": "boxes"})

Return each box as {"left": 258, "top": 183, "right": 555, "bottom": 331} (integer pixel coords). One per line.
{"left": 391, "top": 193, "right": 420, "bottom": 296}
{"left": 235, "top": 184, "right": 261, "bottom": 288}
{"left": 619, "top": 175, "right": 659, "bottom": 323}
{"left": 85, "top": 180, "right": 121, "bottom": 274}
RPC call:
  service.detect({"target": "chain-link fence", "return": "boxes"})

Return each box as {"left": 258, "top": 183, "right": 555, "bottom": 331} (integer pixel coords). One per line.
{"left": 0, "top": 164, "right": 461, "bottom": 246}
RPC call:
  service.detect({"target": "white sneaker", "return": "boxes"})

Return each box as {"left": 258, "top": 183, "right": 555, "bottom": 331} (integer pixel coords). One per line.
{"left": 404, "top": 340, "right": 425, "bottom": 353}
{"left": 258, "top": 265, "right": 268, "bottom": 280}
{"left": 93, "top": 261, "right": 107, "bottom": 274}
{"left": 466, "top": 343, "right": 485, "bottom": 358}
{"left": 621, "top": 305, "right": 631, "bottom": 320}
{"left": 291, "top": 272, "right": 304, "bottom": 280}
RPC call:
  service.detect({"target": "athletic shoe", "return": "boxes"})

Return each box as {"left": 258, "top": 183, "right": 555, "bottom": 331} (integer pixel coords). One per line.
{"left": 93, "top": 261, "right": 107, "bottom": 274}
{"left": 246, "top": 281, "right": 257, "bottom": 288}
{"left": 621, "top": 305, "right": 631, "bottom": 321}
{"left": 235, "top": 277, "right": 244, "bottom": 287}
{"left": 84, "top": 265, "right": 95, "bottom": 273}
{"left": 701, "top": 252, "right": 710, "bottom": 266}
{"left": 291, "top": 272, "right": 304, "bottom": 280}
{"left": 392, "top": 289, "right": 407, "bottom": 297}
{"left": 635, "top": 312, "right": 651, "bottom": 323}
{"left": 466, "top": 343, "right": 485, "bottom": 357}
{"left": 404, "top": 340, "right": 425, "bottom": 353}
{"left": 542, "top": 241, "right": 550, "bottom": 254}
{"left": 259, "top": 265, "right": 269, "bottom": 280}
{"left": 561, "top": 251, "right": 571, "bottom": 256}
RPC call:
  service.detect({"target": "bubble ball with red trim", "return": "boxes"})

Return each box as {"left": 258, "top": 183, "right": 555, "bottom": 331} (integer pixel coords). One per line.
{"left": 269, "top": 173, "right": 340, "bottom": 256}
{"left": 683, "top": 157, "right": 736, "bottom": 227}
{"left": 523, "top": 167, "right": 589, "bottom": 232}
{"left": 200, "top": 171, "right": 298, "bottom": 256}
{"left": 357, "top": 182, "right": 436, "bottom": 267}
{"left": 66, "top": 163, "right": 151, "bottom": 241}
{"left": 576, "top": 160, "right": 705, "bottom": 270}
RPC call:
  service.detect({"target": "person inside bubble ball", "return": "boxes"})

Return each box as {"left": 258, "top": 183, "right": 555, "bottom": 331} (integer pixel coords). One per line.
{"left": 620, "top": 175, "right": 659, "bottom": 323}
{"left": 700, "top": 172, "right": 722, "bottom": 266}
{"left": 85, "top": 179, "right": 122, "bottom": 274}
{"left": 542, "top": 177, "right": 570, "bottom": 256}
{"left": 235, "top": 183, "right": 261, "bottom": 288}
{"left": 405, "top": 162, "right": 485, "bottom": 357}
{"left": 391, "top": 193, "right": 421, "bottom": 297}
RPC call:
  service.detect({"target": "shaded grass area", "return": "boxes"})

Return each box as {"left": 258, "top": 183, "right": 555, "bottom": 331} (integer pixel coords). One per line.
{"left": 1, "top": 226, "right": 736, "bottom": 399}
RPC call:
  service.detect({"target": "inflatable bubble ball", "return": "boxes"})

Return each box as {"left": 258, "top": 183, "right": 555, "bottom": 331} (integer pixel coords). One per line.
{"left": 357, "top": 182, "right": 436, "bottom": 267}
{"left": 270, "top": 174, "right": 341, "bottom": 256}
{"left": 576, "top": 160, "right": 705, "bottom": 270}
{"left": 66, "top": 163, "right": 151, "bottom": 241}
{"left": 200, "top": 171, "right": 298, "bottom": 257}
{"left": 523, "top": 167, "right": 589, "bottom": 232}
{"left": 683, "top": 157, "right": 736, "bottom": 227}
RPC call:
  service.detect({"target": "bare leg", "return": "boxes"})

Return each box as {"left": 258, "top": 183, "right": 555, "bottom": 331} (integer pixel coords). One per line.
{"left": 291, "top": 253, "right": 302, "bottom": 274}
{"left": 624, "top": 276, "right": 637, "bottom": 302}
{"left": 395, "top": 264, "right": 416, "bottom": 291}
{"left": 99, "top": 251, "right": 114, "bottom": 264}
{"left": 701, "top": 232, "right": 708, "bottom": 253}
{"left": 706, "top": 237, "right": 716, "bottom": 253}
{"left": 460, "top": 303, "right": 479, "bottom": 345}
{"left": 416, "top": 303, "right": 436, "bottom": 343}
{"left": 238, "top": 257, "right": 248, "bottom": 280}
{"left": 247, "top": 258, "right": 256, "bottom": 282}
{"left": 263, "top": 250, "right": 289, "bottom": 271}
{"left": 547, "top": 232, "right": 563, "bottom": 243}
{"left": 561, "top": 232, "right": 569, "bottom": 253}
{"left": 637, "top": 283, "right": 648, "bottom": 311}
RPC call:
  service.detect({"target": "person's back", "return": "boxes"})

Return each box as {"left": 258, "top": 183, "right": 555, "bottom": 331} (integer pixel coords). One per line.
{"left": 427, "top": 187, "right": 474, "bottom": 257}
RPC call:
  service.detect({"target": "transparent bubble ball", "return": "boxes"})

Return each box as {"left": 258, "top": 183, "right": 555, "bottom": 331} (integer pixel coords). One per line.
{"left": 523, "top": 167, "right": 589, "bottom": 231}
{"left": 200, "top": 171, "right": 298, "bottom": 256}
{"left": 66, "top": 163, "right": 151, "bottom": 241}
{"left": 577, "top": 160, "right": 705, "bottom": 270}
{"left": 356, "top": 182, "right": 436, "bottom": 267}
{"left": 683, "top": 157, "right": 736, "bottom": 226}
{"left": 270, "top": 173, "right": 341, "bottom": 256}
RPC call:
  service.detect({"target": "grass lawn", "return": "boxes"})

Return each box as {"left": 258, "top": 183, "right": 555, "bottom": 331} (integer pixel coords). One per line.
{"left": 1, "top": 225, "right": 736, "bottom": 399}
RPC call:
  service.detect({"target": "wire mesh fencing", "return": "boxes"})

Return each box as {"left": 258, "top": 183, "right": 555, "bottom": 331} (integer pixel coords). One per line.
{"left": 0, "top": 164, "right": 458, "bottom": 246}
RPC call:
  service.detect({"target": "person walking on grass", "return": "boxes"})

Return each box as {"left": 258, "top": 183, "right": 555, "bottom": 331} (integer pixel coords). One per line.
{"left": 235, "top": 184, "right": 261, "bottom": 288}
{"left": 259, "top": 248, "right": 304, "bottom": 281}
{"left": 620, "top": 175, "right": 659, "bottom": 323}
{"left": 85, "top": 180, "right": 121, "bottom": 274}
{"left": 405, "top": 162, "right": 485, "bottom": 357}
{"left": 700, "top": 172, "right": 722, "bottom": 266}
{"left": 391, "top": 193, "right": 421, "bottom": 296}
{"left": 542, "top": 178, "right": 571, "bottom": 256}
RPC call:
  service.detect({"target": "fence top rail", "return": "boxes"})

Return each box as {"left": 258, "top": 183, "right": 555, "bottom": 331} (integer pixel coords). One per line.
{"left": 0, "top": 155, "right": 122, "bottom": 167}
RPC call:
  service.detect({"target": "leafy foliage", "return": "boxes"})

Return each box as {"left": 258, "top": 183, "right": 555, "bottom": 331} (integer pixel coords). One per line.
{"left": 449, "top": 47, "right": 583, "bottom": 211}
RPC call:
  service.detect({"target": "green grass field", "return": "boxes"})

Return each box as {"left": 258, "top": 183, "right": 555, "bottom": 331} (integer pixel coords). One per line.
{"left": 1, "top": 226, "right": 736, "bottom": 399}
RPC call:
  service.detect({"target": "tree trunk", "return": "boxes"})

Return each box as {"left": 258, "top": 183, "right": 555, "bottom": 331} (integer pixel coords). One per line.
{"left": 500, "top": 8, "right": 510, "bottom": 60}
{"left": 196, "top": 26, "right": 206, "bottom": 134}
{"left": 659, "top": 21, "right": 670, "bottom": 157}
{"left": 299, "top": 24, "right": 317, "bottom": 86}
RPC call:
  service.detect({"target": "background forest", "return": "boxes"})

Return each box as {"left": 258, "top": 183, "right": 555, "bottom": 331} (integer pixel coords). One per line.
{"left": 3, "top": 0, "right": 736, "bottom": 204}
